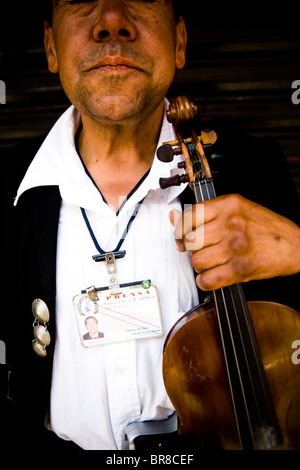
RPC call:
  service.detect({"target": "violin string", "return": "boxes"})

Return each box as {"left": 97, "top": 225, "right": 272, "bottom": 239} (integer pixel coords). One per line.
{"left": 200, "top": 175, "right": 252, "bottom": 438}
{"left": 188, "top": 139, "right": 247, "bottom": 407}
{"left": 201, "top": 176, "right": 272, "bottom": 443}
{"left": 196, "top": 158, "right": 256, "bottom": 445}
{"left": 230, "top": 285, "right": 265, "bottom": 424}
{"left": 214, "top": 288, "right": 254, "bottom": 447}
{"left": 232, "top": 285, "right": 278, "bottom": 429}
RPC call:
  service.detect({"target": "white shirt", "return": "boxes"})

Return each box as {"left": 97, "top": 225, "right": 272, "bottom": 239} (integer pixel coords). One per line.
{"left": 15, "top": 102, "right": 199, "bottom": 450}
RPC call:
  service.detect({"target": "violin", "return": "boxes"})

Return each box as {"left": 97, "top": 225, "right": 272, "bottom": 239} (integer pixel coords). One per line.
{"left": 157, "top": 96, "right": 300, "bottom": 450}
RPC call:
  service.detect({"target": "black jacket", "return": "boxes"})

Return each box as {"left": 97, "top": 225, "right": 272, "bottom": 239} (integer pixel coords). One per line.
{"left": 1, "top": 129, "right": 300, "bottom": 449}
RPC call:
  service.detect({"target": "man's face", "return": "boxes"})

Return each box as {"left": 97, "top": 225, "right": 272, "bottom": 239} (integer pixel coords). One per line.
{"left": 85, "top": 317, "right": 98, "bottom": 335}
{"left": 44, "top": 0, "right": 187, "bottom": 124}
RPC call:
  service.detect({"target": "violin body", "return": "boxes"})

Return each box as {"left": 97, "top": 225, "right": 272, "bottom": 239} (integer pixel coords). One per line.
{"left": 163, "top": 299, "right": 300, "bottom": 449}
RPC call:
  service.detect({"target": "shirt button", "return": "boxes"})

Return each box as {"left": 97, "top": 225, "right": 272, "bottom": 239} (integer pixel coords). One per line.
{"left": 115, "top": 365, "right": 128, "bottom": 376}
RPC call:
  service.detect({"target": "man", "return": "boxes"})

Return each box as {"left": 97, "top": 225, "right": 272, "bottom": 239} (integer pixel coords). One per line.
{"left": 2, "top": 0, "right": 300, "bottom": 451}
{"left": 82, "top": 316, "right": 104, "bottom": 340}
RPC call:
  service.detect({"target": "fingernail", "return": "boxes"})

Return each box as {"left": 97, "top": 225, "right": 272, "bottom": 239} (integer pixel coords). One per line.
{"left": 175, "top": 240, "right": 184, "bottom": 252}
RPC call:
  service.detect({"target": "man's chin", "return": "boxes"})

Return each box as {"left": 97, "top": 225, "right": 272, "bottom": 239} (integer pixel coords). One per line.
{"left": 80, "top": 93, "right": 153, "bottom": 124}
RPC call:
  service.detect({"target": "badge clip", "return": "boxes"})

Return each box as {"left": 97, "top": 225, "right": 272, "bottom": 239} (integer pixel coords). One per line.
{"left": 105, "top": 252, "right": 119, "bottom": 287}
{"left": 92, "top": 250, "right": 126, "bottom": 263}
{"left": 92, "top": 251, "right": 126, "bottom": 287}
{"left": 86, "top": 286, "right": 99, "bottom": 302}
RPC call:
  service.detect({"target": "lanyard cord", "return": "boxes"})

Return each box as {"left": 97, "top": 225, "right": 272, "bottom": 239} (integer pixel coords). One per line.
{"left": 80, "top": 197, "right": 146, "bottom": 256}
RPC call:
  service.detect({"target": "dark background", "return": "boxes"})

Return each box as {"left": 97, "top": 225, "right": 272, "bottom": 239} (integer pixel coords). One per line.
{"left": 1, "top": 1, "right": 299, "bottom": 196}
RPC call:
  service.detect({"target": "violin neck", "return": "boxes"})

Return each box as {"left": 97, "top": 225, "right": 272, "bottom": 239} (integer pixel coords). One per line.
{"left": 192, "top": 178, "right": 216, "bottom": 203}
{"left": 191, "top": 177, "right": 281, "bottom": 450}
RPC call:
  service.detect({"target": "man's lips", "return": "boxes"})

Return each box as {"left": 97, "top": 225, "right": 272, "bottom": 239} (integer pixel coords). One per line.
{"left": 86, "top": 56, "right": 142, "bottom": 72}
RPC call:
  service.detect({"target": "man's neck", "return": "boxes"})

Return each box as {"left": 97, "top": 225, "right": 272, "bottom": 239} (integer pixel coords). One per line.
{"left": 77, "top": 104, "right": 164, "bottom": 211}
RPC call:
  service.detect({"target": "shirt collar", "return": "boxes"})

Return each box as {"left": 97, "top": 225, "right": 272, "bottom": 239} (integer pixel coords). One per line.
{"left": 14, "top": 105, "right": 81, "bottom": 205}
{"left": 14, "top": 100, "right": 188, "bottom": 209}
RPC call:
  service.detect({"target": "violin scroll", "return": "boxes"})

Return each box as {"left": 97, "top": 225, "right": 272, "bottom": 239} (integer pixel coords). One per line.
{"left": 157, "top": 96, "right": 217, "bottom": 188}
{"left": 166, "top": 96, "right": 198, "bottom": 129}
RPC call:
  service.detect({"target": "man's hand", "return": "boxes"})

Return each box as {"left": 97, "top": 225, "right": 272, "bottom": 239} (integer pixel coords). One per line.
{"left": 170, "top": 194, "right": 300, "bottom": 291}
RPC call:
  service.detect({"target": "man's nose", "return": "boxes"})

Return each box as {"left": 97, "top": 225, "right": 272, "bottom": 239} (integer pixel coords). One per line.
{"left": 92, "top": 0, "right": 137, "bottom": 42}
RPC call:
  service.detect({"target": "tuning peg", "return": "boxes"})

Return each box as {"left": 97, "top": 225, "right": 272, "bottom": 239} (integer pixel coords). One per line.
{"left": 157, "top": 144, "right": 183, "bottom": 163}
{"left": 157, "top": 144, "right": 174, "bottom": 162}
{"left": 159, "top": 174, "right": 189, "bottom": 189}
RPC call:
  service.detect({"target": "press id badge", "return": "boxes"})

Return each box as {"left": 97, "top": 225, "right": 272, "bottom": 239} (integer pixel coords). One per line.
{"left": 72, "top": 281, "right": 164, "bottom": 347}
